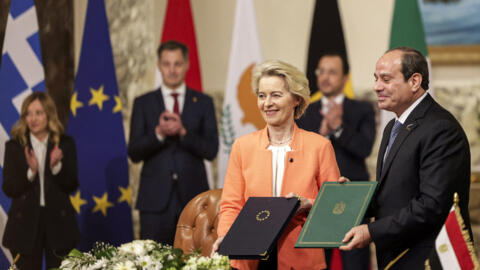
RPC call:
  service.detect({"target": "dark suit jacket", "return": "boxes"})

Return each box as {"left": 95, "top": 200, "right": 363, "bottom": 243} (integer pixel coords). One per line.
{"left": 297, "top": 97, "right": 376, "bottom": 180}
{"left": 128, "top": 87, "right": 219, "bottom": 212}
{"left": 368, "top": 94, "right": 471, "bottom": 269}
{"left": 2, "top": 135, "right": 80, "bottom": 253}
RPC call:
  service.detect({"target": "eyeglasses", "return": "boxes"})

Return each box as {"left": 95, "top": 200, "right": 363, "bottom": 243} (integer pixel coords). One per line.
{"left": 315, "top": 69, "right": 340, "bottom": 77}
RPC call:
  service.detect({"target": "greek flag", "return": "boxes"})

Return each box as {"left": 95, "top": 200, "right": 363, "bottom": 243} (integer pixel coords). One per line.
{"left": 0, "top": 0, "right": 45, "bottom": 267}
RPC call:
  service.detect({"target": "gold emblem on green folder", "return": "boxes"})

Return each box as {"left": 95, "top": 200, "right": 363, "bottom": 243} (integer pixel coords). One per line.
{"left": 332, "top": 201, "right": 346, "bottom": 215}
{"left": 295, "top": 182, "right": 377, "bottom": 248}
{"left": 256, "top": 210, "right": 270, "bottom": 222}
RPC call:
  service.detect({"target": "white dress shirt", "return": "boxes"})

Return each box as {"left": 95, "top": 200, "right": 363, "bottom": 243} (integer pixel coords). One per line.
{"left": 27, "top": 134, "right": 61, "bottom": 206}
{"left": 383, "top": 92, "right": 428, "bottom": 161}
{"left": 321, "top": 94, "right": 345, "bottom": 115}
{"left": 396, "top": 92, "right": 428, "bottom": 124}
{"left": 267, "top": 145, "right": 292, "bottom": 197}
{"left": 161, "top": 82, "right": 186, "bottom": 114}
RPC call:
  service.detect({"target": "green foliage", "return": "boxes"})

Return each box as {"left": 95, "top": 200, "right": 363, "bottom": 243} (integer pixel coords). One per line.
{"left": 221, "top": 104, "right": 236, "bottom": 154}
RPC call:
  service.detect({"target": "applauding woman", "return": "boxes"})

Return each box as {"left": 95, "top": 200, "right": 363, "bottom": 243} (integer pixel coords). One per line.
{"left": 213, "top": 60, "right": 341, "bottom": 269}
{"left": 2, "top": 92, "right": 80, "bottom": 269}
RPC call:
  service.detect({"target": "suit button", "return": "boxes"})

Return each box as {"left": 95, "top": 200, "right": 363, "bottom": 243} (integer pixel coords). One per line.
{"left": 60, "top": 210, "right": 66, "bottom": 216}
{"left": 15, "top": 212, "right": 22, "bottom": 218}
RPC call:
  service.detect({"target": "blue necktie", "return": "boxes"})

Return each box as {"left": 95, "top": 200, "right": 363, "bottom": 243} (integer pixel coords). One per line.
{"left": 384, "top": 120, "right": 402, "bottom": 160}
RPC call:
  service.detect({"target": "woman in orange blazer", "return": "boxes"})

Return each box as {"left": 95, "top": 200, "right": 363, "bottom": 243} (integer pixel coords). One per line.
{"left": 213, "top": 60, "right": 341, "bottom": 269}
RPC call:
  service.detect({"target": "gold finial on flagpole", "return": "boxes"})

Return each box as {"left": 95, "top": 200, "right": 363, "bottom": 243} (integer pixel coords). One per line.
{"left": 454, "top": 192, "right": 459, "bottom": 206}
{"left": 8, "top": 253, "right": 20, "bottom": 270}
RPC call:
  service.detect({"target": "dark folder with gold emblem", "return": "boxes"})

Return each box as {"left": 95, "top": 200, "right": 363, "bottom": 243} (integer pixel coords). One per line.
{"left": 295, "top": 182, "right": 377, "bottom": 248}
{"left": 218, "top": 197, "right": 300, "bottom": 259}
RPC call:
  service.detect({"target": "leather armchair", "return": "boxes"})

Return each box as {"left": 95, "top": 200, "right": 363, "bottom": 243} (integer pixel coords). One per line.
{"left": 174, "top": 189, "right": 222, "bottom": 257}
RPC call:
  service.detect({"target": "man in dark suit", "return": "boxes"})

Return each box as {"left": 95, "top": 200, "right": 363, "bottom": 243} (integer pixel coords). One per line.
{"left": 297, "top": 53, "right": 375, "bottom": 270}
{"left": 128, "top": 40, "right": 218, "bottom": 245}
{"left": 340, "top": 47, "right": 471, "bottom": 269}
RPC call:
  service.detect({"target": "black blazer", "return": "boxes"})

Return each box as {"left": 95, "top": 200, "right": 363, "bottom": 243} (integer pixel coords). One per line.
{"left": 128, "top": 87, "right": 219, "bottom": 212}
{"left": 368, "top": 94, "right": 471, "bottom": 269}
{"left": 297, "top": 97, "right": 376, "bottom": 180}
{"left": 2, "top": 135, "right": 80, "bottom": 253}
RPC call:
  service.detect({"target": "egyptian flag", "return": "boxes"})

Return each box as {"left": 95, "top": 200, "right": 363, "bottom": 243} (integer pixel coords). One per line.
{"left": 425, "top": 200, "right": 479, "bottom": 270}
{"left": 306, "top": 0, "right": 354, "bottom": 103}
{"left": 155, "top": 0, "right": 202, "bottom": 92}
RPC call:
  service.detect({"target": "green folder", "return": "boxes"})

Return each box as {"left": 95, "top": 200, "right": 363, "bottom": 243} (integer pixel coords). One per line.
{"left": 295, "top": 182, "right": 377, "bottom": 248}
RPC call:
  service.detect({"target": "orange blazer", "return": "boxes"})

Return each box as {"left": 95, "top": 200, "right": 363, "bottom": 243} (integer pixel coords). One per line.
{"left": 217, "top": 124, "right": 340, "bottom": 270}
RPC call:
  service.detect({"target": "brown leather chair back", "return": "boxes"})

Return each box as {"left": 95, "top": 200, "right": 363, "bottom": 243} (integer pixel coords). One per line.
{"left": 174, "top": 189, "right": 222, "bottom": 257}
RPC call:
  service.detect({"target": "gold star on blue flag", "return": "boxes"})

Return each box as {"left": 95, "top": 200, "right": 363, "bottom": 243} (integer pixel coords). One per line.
{"left": 66, "top": 0, "right": 132, "bottom": 250}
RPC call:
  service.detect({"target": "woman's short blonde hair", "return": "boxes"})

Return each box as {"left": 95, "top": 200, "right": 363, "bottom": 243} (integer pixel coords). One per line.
{"left": 252, "top": 60, "right": 310, "bottom": 119}
{"left": 11, "top": 92, "right": 64, "bottom": 146}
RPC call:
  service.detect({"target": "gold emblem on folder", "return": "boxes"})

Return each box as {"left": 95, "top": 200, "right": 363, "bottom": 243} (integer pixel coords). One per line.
{"left": 256, "top": 210, "right": 270, "bottom": 222}
{"left": 332, "top": 201, "right": 346, "bottom": 215}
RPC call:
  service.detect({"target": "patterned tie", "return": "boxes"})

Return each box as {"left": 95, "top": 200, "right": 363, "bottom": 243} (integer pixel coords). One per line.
{"left": 171, "top": 93, "right": 179, "bottom": 115}
{"left": 384, "top": 120, "right": 402, "bottom": 160}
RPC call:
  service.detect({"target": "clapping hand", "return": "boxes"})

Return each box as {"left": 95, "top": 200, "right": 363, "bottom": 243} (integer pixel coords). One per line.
{"left": 319, "top": 117, "right": 330, "bottom": 136}
{"left": 319, "top": 100, "right": 343, "bottom": 135}
{"left": 323, "top": 100, "right": 343, "bottom": 130}
{"left": 156, "top": 111, "right": 187, "bottom": 137}
{"left": 50, "top": 145, "right": 63, "bottom": 168}
{"left": 24, "top": 146, "right": 38, "bottom": 175}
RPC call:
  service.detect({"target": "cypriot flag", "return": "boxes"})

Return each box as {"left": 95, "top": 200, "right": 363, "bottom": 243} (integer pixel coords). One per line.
{"left": 217, "top": 0, "right": 263, "bottom": 187}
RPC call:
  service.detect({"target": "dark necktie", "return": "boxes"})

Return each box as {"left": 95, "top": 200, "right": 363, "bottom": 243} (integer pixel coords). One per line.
{"left": 171, "top": 93, "right": 179, "bottom": 115}
{"left": 384, "top": 120, "right": 402, "bottom": 160}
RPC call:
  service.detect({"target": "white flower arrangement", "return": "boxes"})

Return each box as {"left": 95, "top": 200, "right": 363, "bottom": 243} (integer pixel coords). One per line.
{"left": 54, "top": 240, "right": 229, "bottom": 270}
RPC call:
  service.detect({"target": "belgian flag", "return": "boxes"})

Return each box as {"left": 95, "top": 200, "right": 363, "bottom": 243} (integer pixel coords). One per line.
{"left": 306, "top": 0, "right": 354, "bottom": 103}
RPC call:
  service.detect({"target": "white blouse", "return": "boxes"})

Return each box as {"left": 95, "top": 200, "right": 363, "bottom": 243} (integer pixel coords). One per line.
{"left": 27, "top": 134, "right": 61, "bottom": 206}
{"left": 267, "top": 144, "right": 292, "bottom": 197}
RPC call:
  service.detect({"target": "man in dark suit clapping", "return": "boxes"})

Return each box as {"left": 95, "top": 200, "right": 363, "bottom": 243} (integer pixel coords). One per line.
{"left": 297, "top": 52, "right": 375, "bottom": 270}
{"left": 340, "top": 47, "right": 471, "bottom": 269}
{"left": 128, "top": 40, "right": 218, "bottom": 245}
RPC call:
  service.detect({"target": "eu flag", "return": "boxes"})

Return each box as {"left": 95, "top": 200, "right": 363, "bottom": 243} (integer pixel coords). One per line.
{"left": 66, "top": 0, "right": 133, "bottom": 250}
